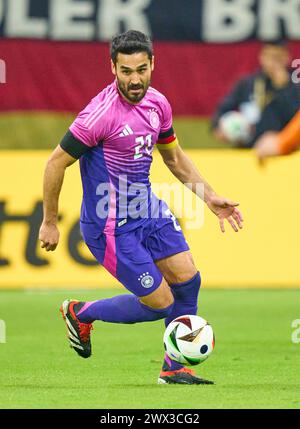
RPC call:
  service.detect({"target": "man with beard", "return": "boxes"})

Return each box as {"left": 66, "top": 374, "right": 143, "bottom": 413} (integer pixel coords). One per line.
{"left": 39, "top": 30, "right": 243, "bottom": 385}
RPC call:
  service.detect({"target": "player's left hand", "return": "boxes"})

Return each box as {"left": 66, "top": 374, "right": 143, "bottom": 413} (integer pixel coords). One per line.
{"left": 206, "top": 196, "right": 243, "bottom": 233}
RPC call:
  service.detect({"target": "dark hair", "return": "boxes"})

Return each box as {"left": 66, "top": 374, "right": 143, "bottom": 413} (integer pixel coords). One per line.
{"left": 110, "top": 30, "right": 153, "bottom": 64}
{"left": 263, "top": 39, "right": 288, "bottom": 49}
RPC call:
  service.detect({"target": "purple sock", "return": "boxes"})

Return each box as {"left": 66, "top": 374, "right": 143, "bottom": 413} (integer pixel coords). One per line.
{"left": 76, "top": 294, "right": 174, "bottom": 324}
{"left": 162, "top": 272, "right": 201, "bottom": 372}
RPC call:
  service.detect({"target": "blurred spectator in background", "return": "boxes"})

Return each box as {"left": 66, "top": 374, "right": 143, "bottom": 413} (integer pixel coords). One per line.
{"left": 255, "top": 109, "right": 300, "bottom": 161}
{"left": 211, "top": 41, "right": 300, "bottom": 148}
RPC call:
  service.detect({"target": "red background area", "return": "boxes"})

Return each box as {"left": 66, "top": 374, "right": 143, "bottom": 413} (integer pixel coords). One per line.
{"left": 1, "top": 39, "right": 300, "bottom": 115}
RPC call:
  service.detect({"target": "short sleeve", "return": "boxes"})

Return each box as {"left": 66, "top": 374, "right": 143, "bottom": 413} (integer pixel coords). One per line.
{"left": 69, "top": 110, "right": 100, "bottom": 148}
{"left": 60, "top": 95, "right": 110, "bottom": 158}
{"left": 69, "top": 91, "right": 111, "bottom": 148}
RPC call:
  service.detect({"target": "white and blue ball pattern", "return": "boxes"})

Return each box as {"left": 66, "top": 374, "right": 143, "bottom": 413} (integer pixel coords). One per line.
{"left": 163, "top": 315, "right": 215, "bottom": 366}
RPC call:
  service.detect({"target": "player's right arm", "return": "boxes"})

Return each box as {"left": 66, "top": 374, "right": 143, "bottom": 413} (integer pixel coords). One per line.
{"left": 39, "top": 144, "right": 78, "bottom": 251}
{"left": 40, "top": 126, "right": 94, "bottom": 252}
{"left": 39, "top": 95, "right": 105, "bottom": 251}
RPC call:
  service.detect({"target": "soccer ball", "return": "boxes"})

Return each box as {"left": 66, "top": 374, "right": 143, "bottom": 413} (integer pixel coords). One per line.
{"left": 163, "top": 315, "right": 215, "bottom": 366}
{"left": 219, "top": 110, "right": 251, "bottom": 144}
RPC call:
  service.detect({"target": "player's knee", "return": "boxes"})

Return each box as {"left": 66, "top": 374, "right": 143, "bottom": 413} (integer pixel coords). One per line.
{"left": 161, "top": 253, "right": 198, "bottom": 285}
{"left": 140, "top": 289, "right": 174, "bottom": 311}
{"left": 171, "top": 262, "right": 198, "bottom": 284}
{"left": 172, "top": 271, "right": 201, "bottom": 287}
{"left": 139, "top": 278, "right": 174, "bottom": 310}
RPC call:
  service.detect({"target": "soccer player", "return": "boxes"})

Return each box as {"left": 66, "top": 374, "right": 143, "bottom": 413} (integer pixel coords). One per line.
{"left": 39, "top": 30, "right": 243, "bottom": 385}
{"left": 255, "top": 110, "right": 300, "bottom": 161}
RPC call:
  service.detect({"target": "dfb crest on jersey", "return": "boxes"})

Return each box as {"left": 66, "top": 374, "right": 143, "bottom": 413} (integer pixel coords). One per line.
{"left": 149, "top": 109, "right": 160, "bottom": 129}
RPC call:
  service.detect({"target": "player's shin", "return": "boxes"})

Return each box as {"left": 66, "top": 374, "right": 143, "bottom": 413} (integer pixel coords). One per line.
{"left": 162, "top": 271, "right": 201, "bottom": 371}
{"left": 75, "top": 294, "right": 174, "bottom": 324}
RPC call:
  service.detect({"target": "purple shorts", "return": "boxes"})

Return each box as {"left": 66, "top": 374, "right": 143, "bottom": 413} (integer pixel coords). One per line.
{"left": 81, "top": 216, "right": 189, "bottom": 297}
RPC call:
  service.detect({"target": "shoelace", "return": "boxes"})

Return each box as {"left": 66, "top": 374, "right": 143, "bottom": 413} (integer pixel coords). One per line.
{"left": 77, "top": 321, "right": 93, "bottom": 342}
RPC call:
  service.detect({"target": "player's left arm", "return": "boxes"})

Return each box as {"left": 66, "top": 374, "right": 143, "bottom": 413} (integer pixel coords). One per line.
{"left": 158, "top": 142, "right": 243, "bottom": 232}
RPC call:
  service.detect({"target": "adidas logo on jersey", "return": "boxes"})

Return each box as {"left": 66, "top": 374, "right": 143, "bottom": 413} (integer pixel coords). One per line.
{"left": 119, "top": 124, "right": 134, "bottom": 137}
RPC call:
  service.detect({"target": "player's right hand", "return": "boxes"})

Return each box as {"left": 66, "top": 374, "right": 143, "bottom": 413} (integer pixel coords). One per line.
{"left": 39, "top": 222, "right": 60, "bottom": 251}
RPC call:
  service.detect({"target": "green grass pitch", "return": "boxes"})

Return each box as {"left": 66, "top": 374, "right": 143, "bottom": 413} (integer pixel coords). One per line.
{"left": 0, "top": 288, "right": 299, "bottom": 409}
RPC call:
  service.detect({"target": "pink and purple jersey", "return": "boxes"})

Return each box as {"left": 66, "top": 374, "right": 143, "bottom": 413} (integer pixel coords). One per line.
{"left": 69, "top": 80, "right": 177, "bottom": 235}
